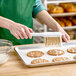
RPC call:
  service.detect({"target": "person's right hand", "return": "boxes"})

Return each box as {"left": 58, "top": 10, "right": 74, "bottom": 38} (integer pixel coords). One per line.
{"left": 0, "top": 16, "right": 33, "bottom": 39}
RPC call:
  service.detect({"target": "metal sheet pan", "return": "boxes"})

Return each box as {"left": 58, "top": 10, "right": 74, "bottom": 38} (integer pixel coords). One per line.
{"left": 15, "top": 41, "right": 76, "bottom": 67}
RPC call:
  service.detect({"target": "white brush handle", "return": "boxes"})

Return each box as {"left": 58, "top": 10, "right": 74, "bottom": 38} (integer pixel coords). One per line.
{"left": 31, "top": 32, "right": 62, "bottom": 37}
{"left": 31, "top": 33, "right": 44, "bottom": 36}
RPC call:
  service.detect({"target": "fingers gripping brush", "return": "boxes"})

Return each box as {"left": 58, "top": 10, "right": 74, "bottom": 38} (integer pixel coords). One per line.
{"left": 31, "top": 32, "right": 62, "bottom": 47}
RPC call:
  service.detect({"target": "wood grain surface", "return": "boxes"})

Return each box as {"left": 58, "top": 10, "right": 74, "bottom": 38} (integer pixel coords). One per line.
{"left": 0, "top": 43, "right": 76, "bottom": 76}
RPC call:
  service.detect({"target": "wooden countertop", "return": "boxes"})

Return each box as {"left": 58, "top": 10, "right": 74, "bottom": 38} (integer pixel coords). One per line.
{"left": 0, "top": 42, "right": 76, "bottom": 76}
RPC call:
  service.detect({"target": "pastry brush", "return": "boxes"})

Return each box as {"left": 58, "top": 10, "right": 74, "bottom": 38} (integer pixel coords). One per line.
{"left": 31, "top": 32, "right": 62, "bottom": 47}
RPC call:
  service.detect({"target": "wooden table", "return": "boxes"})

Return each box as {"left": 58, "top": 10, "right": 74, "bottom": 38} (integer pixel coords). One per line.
{"left": 0, "top": 43, "right": 76, "bottom": 76}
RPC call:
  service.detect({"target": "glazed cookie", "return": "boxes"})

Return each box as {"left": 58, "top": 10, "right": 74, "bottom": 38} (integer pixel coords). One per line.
{"left": 31, "top": 59, "right": 50, "bottom": 64}
{"left": 47, "top": 49, "right": 65, "bottom": 56}
{"left": 67, "top": 47, "right": 76, "bottom": 53}
{"left": 73, "top": 55, "right": 76, "bottom": 59}
{"left": 52, "top": 57, "right": 70, "bottom": 62}
{"left": 27, "top": 51, "right": 44, "bottom": 58}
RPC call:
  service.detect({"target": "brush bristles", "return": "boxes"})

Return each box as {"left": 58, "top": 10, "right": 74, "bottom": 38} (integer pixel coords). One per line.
{"left": 45, "top": 37, "right": 62, "bottom": 47}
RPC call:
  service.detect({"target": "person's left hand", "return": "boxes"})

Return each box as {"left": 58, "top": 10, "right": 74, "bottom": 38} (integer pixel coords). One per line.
{"left": 56, "top": 26, "right": 70, "bottom": 42}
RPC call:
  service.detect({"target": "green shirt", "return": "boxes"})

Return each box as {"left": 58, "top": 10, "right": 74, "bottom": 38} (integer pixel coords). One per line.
{"left": 33, "top": 0, "right": 46, "bottom": 18}
{"left": 0, "top": 0, "right": 46, "bottom": 18}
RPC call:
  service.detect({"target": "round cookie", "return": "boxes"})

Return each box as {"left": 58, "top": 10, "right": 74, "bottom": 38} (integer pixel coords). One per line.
{"left": 73, "top": 55, "right": 76, "bottom": 59}
{"left": 27, "top": 51, "right": 44, "bottom": 58}
{"left": 67, "top": 47, "right": 76, "bottom": 53}
{"left": 31, "top": 59, "right": 50, "bottom": 64}
{"left": 47, "top": 49, "right": 65, "bottom": 56}
{"left": 52, "top": 57, "right": 70, "bottom": 62}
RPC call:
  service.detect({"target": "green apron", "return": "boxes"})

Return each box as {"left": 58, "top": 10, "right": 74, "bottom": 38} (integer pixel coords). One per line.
{"left": 0, "top": 0, "right": 35, "bottom": 45}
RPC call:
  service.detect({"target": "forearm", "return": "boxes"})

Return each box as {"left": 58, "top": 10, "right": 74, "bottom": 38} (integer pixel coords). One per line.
{"left": 0, "top": 16, "right": 11, "bottom": 30}
{"left": 36, "top": 10, "right": 61, "bottom": 31}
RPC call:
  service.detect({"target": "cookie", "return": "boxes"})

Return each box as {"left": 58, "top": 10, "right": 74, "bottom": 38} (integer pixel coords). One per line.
{"left": 73, "top": 55, "right": 76, "bottom": 59}
{"left": 27, "top": 51, "right": 44, "bottom": 58}
{"left": 52, "top": 57, "right": 70, "bottom": 62}
{"left": 47, "top": 49, "right": 65, "bottom": 56}
{"left": 67, "top": 47, "right": 76, "bottom": 53}
{"left": 31, "top": 59, "right": 50, "bottom": 64}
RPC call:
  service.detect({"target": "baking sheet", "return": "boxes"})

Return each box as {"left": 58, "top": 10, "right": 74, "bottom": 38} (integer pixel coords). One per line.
{"left": 15, "top": 41, "right": 76, "bottom": 67}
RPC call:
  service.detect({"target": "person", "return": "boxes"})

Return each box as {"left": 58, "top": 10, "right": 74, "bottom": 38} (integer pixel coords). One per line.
{"left": 0, "top": 0, "right": 70, "bottom": 45}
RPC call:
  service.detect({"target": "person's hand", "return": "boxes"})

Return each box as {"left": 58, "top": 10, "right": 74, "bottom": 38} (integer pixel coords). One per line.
{"left": 9, "top": 23, "right": 33, "bottom": 39}
{"left": 56, "top": 26, "right": 70, "bottom": 42}
{"left": 0, "top": 16, "right": 33, "bottom": 39}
